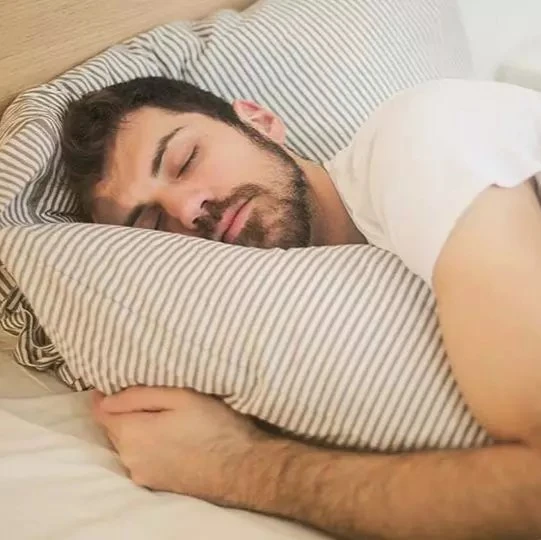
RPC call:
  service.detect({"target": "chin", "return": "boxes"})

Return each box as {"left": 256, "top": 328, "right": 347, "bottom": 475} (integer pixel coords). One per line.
{"left": 235, "top": 218, "right": 309, "bottom": 249}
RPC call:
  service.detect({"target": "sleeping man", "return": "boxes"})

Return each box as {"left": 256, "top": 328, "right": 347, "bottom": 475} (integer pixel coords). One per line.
{"left": 62, "top": 76, "right": 541, "bottom": 540}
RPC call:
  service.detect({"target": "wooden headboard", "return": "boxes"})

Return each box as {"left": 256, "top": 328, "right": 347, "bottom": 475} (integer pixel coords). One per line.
{"left": 0, "top": 0, "right": 255, "bottom": 115}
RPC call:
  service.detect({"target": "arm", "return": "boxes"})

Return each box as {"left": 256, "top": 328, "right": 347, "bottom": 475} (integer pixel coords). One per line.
{"left": 433, "top": 180, "right": 541, "bottom": 446}
{"left": 93, "top": 388, "right": 541, "bottom": 540}
{"left": 239, "top": 438, "right": 541, "bottom": 540}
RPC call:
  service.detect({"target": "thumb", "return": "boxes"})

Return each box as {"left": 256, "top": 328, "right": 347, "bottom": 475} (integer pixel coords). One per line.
{"left": 101, "top": 386, "right": 190, "bottom": 413}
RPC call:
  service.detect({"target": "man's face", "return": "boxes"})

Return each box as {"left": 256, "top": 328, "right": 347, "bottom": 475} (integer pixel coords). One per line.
{"left": 92, "top": 105, "right": 312, "bottom": 249}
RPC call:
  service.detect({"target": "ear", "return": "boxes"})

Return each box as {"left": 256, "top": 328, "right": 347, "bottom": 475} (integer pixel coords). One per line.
{"left": 232, "top": 100, "right": 287, "bottom": 145}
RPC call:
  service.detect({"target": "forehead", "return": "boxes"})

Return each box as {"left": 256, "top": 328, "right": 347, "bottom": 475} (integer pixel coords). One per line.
{"left": 117, "top": 106, "right": 221, "bottom": 145}
{"left": 117, "top": 106, "right": 203, "bottom": 145}
{"left": 109, "top": 107, "right": 202, "bottom": 179}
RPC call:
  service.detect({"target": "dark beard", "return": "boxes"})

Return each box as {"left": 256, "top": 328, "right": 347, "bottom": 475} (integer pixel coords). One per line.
{"left": 195, "top": 125, "right": 312, "bottom": 248}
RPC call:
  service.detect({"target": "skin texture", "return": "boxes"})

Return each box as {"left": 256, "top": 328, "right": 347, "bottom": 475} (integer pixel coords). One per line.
{"left": 91, "top": 102, "right": 541, "bottom": 539}
{"left": 433, "top": 180, "right": 541, "bottom": 446}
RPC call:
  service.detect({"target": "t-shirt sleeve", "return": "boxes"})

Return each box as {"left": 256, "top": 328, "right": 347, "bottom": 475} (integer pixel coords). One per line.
{"left": 367, "top": 79, "right": 541, "bottom": 285}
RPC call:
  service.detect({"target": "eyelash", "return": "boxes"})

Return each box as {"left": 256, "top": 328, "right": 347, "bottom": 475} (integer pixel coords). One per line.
{"left": 177, "top": 145, "right": 199, "bottom": 178}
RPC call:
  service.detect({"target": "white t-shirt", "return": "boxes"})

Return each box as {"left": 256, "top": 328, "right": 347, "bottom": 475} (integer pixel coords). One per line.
{"left": 325, "top": 79, "right": 541, "bottom": 286}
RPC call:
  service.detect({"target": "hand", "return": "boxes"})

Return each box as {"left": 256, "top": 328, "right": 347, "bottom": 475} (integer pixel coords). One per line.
{"left": 92, "top": 386, "right": 266, "bottom": 503}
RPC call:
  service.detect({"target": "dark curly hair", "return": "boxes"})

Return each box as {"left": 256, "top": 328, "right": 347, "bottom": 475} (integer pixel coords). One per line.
{"left": 61, "top": 77, "right": 245, "bottom": 220}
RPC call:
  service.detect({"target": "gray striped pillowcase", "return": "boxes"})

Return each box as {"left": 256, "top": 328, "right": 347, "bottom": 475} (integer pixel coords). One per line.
{"left": 0, "top": 223, "right": 489, "bottom": 451}
{"left": 0, "top": 0, "right": 481, "bottom": 451}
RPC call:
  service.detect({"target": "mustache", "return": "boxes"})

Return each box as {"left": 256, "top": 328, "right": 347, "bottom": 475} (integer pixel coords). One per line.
{"left": 195, "top": 184, "right": 265, "bottom": 238}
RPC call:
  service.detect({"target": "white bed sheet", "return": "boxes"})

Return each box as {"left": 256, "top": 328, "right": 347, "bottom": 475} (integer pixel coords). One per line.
{"left": 0, "top": 337, "right": 329, "bottom": 540}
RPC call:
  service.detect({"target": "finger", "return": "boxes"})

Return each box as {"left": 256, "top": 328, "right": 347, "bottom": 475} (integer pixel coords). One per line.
{"left": 91, "top": 390, "right": 132, "bottom": 436}
{"left": 91, "top": 389, "right": 105, "bottom": 412}
{"left": 100, "top": 386, "right": 191, "bottom": 414}
{"left": 95, "top": 410, "right": 139, "bottom": 450}
{"left": 90, "top": 396, "right": 121, "bottom": 450}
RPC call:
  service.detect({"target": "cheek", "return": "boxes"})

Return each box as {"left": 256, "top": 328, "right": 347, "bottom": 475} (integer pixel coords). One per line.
{"left": 201, "top": 156, "right": 250, "bottom": 194}
{"left": 252, "top": 196, "right": 285, "bottom": 226}
{"left": 209, "top": 140, "right": 267, "bottom": 189}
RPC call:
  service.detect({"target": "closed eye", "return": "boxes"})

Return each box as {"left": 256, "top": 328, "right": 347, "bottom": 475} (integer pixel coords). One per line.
{"left": 177, "top": 146, "right": 199, "bottom": 178}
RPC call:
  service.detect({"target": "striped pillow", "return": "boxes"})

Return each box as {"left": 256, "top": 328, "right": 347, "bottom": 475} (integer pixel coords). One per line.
{"left": 0, "top": 0, "right": 481, "bottom": 451}
{"left": 0, "top": 223, "right": 490, "bottom": 451}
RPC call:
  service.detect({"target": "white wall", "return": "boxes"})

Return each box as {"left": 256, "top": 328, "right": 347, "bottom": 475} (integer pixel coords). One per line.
{"left": 458, "top": 0, "right": 541, "bottom": 79}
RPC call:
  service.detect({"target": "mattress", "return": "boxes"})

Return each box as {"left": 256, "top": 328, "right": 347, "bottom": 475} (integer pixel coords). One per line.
{"left": 0, "top": 333, "right": 329, "bottom": 539}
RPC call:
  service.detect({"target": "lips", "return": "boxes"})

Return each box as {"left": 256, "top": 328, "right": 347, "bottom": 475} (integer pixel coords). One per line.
{"left": 223, "top": 201, "right": 251, "bottom": 244}
{"left": 214, "top": 199, "right": 248, "bottom": 242}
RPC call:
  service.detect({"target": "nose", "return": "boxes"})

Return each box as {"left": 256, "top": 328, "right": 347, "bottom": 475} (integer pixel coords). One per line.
{"left": 158, "top": 187, "right": 209, "bottom": 232}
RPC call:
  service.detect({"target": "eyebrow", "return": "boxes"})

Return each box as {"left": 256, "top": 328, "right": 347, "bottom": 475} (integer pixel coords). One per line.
{"left": 151, "top": 126, "right": 183, "bottom": 177}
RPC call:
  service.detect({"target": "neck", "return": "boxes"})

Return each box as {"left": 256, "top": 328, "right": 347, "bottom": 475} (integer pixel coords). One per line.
{"left": 295, "top": 155, "right": 366, "bottom": 247}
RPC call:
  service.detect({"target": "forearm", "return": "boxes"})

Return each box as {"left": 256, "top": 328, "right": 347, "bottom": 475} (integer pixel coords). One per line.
{"left": 230, "top": 439, "right": 541, "bottom": 540}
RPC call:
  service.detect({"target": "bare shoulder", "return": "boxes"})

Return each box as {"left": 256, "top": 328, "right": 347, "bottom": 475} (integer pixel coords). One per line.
{"left": 434, "top": 179, "right": 541, "bottom": 285}
{"left": 433, "top": 179, "right": 541, "bottom": 446}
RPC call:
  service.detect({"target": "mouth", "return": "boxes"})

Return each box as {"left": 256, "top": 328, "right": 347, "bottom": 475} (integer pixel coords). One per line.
{"left": 217, "top": 199, "right": 252, "bottom": 244}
